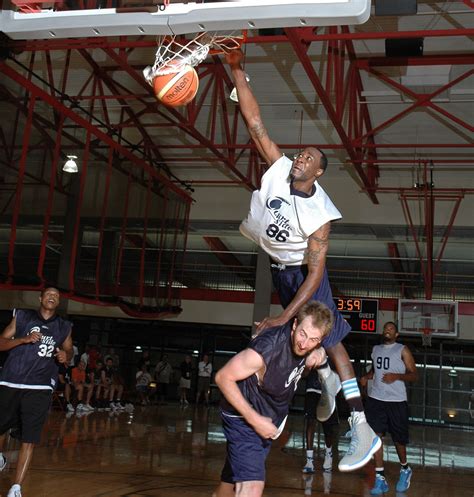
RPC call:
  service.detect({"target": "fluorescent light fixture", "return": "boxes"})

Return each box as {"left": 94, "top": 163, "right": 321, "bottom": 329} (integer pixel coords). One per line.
{"left": 63, "top": 155, "right": 78, "bottom": 173}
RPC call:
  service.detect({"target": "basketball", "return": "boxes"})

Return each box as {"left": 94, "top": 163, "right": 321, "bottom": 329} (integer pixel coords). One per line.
{"left": 153, "top": 63, "right": 199, "bottom": 107}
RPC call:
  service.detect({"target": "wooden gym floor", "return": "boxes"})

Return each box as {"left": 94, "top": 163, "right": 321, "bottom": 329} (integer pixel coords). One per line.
{"left": 0, "top": 405, "right": 472, "bottom": 497}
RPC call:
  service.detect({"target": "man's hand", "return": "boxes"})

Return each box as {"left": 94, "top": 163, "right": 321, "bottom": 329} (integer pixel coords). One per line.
{"left": 55, "top": 347, "right": 67, "bottom": 364}
{"left": 359, "top": 375, "right": 369, "bottom": 388}
{"left": 249, "top": 412, "right": 278, "bottom": 439}
{"left": 382, "top": 372, "right": 399, "bottom": 384}
{"left": 224, "top": 48, "right": 244, "bottom": 67}
{"left": 254, "top": 315, "right": 288, "bottom": 334}
{"left": 305, "top": 347, "right": 327, "bottom": 370}
{"left": 23, "top": 331, "right": 42, "bottom": 344}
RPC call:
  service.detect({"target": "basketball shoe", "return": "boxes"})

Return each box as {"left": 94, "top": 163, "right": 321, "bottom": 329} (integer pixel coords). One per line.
{"left": 7, "top": 484, "right": 22, "bottom": 497}
{"left": 370, "top": 474, "right": 389, "bottom": 495}
{"left": 396, "top": 467, "right": 412, "bottom": 492}
{"left": 302, "top": 456, "right": 315, "bottom": 474}
{"left": 317, "top": 369, "right": 341, "bottom": 422}
{"left": 338, "top": 411, "right": 381, "bottom": 472}
{"left": 0, "top": 453, "right": 6, "bottom": 471}
{"left": 322, "top": 449, "right": 333, "bottom": 471}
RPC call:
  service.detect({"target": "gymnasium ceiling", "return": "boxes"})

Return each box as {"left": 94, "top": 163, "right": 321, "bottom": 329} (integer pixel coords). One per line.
{"left": 0, "top": 0, "right": 473, "bottom": 303}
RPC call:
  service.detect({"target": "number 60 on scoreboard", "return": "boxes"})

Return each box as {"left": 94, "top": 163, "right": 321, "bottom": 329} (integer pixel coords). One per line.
{"left": 333, "top": 298, "right": 379, "bottom": 333}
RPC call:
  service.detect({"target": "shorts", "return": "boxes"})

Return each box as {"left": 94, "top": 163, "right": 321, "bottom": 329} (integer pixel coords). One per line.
{"left": 220, "top": 410, "right": 272, "bottom": 483}
{"left": 136, "top": 385, "right": 148, "bottom": 393}
{"left": 365, "top": 397, "right": 410, "bottom": 445}
{"left": 0, "top": 386, "right": 52, "bottom": 444}
{"left": 197, "top": 376, "right": 210, "bottom": 392}
{"left": 179, "top": 378, "right": 191, "bottom": 389}
{"left": 270, "top": 265, "right": 351, "bottom": 349}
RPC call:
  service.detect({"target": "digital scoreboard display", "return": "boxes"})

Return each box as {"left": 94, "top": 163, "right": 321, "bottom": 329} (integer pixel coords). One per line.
{"left": 334, "top": 298, "right": 379, "bottom": 333}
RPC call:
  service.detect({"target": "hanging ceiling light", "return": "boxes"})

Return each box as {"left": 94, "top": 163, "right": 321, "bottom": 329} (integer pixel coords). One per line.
{"left": 63, "top": 155, "right": 78, "bottom": 173}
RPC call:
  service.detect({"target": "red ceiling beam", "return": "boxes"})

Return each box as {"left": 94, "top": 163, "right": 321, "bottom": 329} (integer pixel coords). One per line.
{"left": 100, "top": 46, "right": 257, "bottom": 190}
{"left": 0, "top": 60, "right": 192, "bottom": 202}
{"left": 285, "top": 27, "right": 379, "bottom": 204}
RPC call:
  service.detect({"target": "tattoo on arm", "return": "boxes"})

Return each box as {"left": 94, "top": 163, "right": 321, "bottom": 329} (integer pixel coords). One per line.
{"left": 249, "top": 121, "right": 267, "bottom": 140}
{"left": 307, "top": 224, "right": 330, "bottom": 267}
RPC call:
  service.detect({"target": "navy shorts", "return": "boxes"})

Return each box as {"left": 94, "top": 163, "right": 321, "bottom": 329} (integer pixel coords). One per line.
{"left": 220, "top": 410, "right": 272, "bottom": 483}
{"left": 270, "top": 265, "right": 351, "bottom": 349}
{"left": 365, "top": 396, "right": 410, "bottom": 445}
{"left": 0, "top": 386, "right": 52, "bottom": 444}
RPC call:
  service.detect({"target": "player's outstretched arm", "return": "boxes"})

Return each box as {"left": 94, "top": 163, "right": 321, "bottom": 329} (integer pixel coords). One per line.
{"left": 255, "top": 222, "right": 330, "bottom": 333}
{"left": 215, "top": 348, "right": 278, "bottom": 439}
{"left": 225, "top": 50, "right": 282, "bottom": 166}
{"left": 0, "top": 317, "right": 42, "bottom": 351}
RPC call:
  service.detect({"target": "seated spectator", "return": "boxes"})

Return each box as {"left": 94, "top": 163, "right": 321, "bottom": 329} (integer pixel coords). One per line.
{"left": 102, "top": 358, "right": 124, "bottom": 410}
{"left": 71, "top": 360, "right": 94, "bottom": 411}
{"left": 136, "top": 365, "right": 152, "bottom": 405}
{"left": 91, "top": 359, "right": 108, "bottom": 409}
{"left": 57, "top": 363, "right": 73, "bottom": 412}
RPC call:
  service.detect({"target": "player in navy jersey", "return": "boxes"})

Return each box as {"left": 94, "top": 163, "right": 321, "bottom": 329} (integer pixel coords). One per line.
{"left": 226, "top": 49, "right": 380, "bottom": 472}
{"left": 0, "top": 287, "right": 73, "bottom": 497}
{"left": 213, "top": 301, "right": 332, "bottom": 497}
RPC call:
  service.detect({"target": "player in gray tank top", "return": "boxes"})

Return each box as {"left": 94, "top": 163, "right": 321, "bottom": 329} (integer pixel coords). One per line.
{"left": 360, "top": 322, "right": 418, "bottom": 495}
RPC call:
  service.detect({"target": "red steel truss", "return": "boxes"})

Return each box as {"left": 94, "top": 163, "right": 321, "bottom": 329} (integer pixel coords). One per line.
{"left": 0, "top": 24, "right": 473, "bottom": 307}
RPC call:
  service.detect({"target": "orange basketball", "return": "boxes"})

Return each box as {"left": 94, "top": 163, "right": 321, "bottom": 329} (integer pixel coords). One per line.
{"left": 153, "top": 64, "right": 199, "bottom": 107}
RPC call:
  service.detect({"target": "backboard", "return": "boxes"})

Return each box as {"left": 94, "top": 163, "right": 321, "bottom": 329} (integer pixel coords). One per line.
{"left": 398, "top": 299, "right": 458, "bottom": 338}
{"left": 2, "top": 0, "right": 372, "bottom": 40}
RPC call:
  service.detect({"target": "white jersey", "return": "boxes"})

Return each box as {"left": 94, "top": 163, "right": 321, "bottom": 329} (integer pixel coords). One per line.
{"left": 240, "top": 155, "right": 342, "bottom": 265}
{"left": 370, "top": 343, "right": 407, "bottom": 402}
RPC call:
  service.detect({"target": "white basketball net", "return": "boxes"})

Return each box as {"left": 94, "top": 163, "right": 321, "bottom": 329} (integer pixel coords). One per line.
{"left": 143, "top": 31, "right": 245, "bottom": 86}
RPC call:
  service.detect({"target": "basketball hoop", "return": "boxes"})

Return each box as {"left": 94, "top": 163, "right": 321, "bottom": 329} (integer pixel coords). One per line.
{"left": 143, "top": 30, "right": 246, "bottom": 85}
{"left": 420, "top": 327, "right": 434, "bottom": 347}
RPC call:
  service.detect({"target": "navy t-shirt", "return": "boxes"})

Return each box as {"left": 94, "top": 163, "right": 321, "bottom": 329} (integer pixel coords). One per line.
{"left": 223, "top": 323, "right": 306, "bottom": 430}
{"left": 0, "top": 309, "right": 72, "bottom": 390}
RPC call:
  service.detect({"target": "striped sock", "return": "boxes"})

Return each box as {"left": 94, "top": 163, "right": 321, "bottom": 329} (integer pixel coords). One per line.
{"left": 342, "top": 378, "right": 364, "bottom": 411}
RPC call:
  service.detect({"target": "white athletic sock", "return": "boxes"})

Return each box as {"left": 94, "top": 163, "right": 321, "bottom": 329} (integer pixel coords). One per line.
{"left": 325, "top": 447, "right": 332, "bottom": 455}
{"left": 306, "top": 449, "right": 314, "bottom": 459}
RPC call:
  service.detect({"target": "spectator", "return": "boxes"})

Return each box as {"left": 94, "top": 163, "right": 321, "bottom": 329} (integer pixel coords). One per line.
{"left": 179, "top": 355, "right": 193, "bottom": 406}
{"left": 136, "top": 365, "right": 152, "bottom": 406}
{"left": 155, "top": 354, "right": 172, "bottom": 404}
{"left": 71, "top": 360, "right": 94, "bottom": 411}
{"left": 103, "top": 347, "right": 120, "bottom": 368}
{"left": 101, "top": 358, "right": 124, "bottom": 410}
{"left": 196, "top": 353, "right": 213, "bottom": 406}
{"left": 57, "top": 364, "right": 73, "bottom": 413}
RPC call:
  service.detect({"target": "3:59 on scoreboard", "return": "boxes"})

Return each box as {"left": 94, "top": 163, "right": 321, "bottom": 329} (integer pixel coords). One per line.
{"left": 333, "top": 298, "right": 379, "bottom": 333}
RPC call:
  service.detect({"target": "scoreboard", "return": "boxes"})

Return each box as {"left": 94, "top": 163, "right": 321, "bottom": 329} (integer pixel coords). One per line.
{"left": 334, "top": 298, "right": 379, "bottom": 333}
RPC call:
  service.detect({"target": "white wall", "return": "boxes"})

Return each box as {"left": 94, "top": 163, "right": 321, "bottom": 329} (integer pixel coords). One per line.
{"left": 0, "top": 290, "right": 472, "bottom": 341}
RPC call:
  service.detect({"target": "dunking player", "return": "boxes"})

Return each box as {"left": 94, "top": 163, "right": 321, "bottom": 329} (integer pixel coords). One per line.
{"left": 360, "top": 321, "right": 417, "bottom": 494}
{"left": 226, "top": 49, "right": 380, "bottom": 471}
{"left": 213, "top": 301, "right": 332, "bottom": 497}
{"left": 0, "top": 287, "right": 73, "bottom": 497}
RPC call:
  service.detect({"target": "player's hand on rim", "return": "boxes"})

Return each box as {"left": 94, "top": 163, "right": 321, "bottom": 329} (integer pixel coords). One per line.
{"left": 224, "top": 48, "right": 244, "bottom": 66}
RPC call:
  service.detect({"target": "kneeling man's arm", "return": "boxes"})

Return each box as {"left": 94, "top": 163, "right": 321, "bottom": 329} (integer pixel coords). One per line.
{"left": 216, "top": 349, "right": 277, "bottom": 439}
